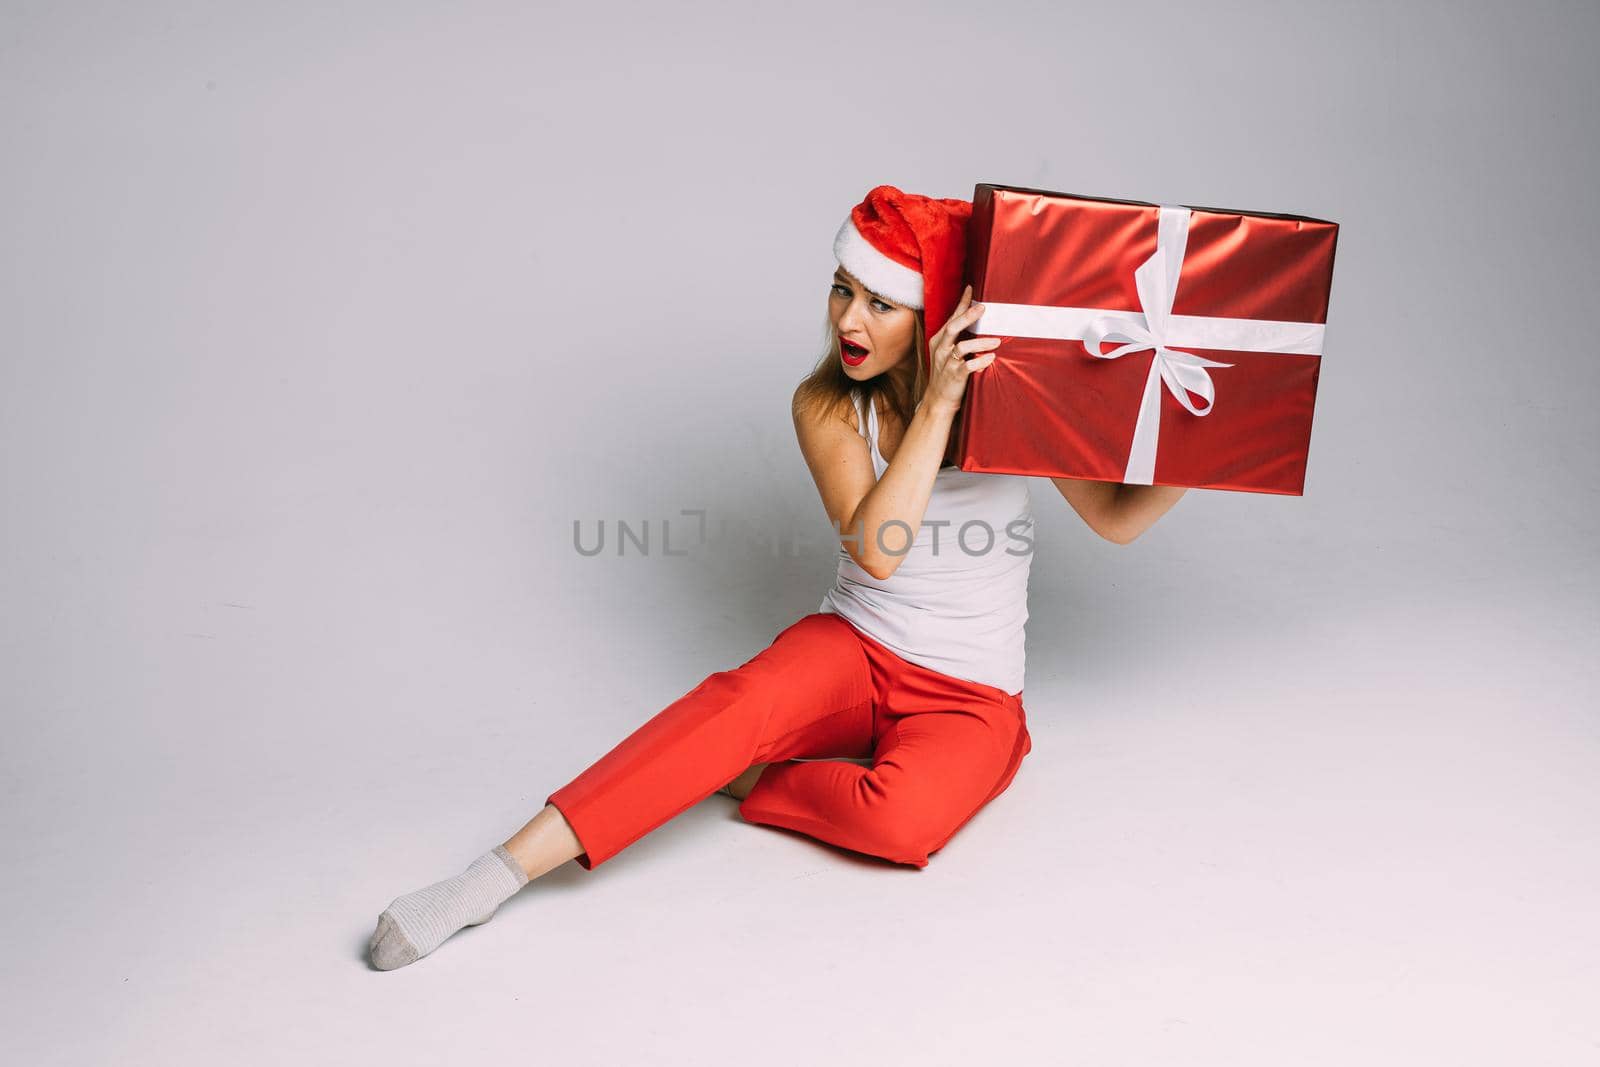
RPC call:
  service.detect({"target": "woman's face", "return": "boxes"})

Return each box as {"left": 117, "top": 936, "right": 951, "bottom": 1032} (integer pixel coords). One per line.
{"left": 828, "top": 268, "right": 917, "bottom": 381}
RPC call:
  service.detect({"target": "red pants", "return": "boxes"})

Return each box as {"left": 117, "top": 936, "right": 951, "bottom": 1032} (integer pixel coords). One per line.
{"left": 545, "top": 612, "right": 1033, "bottom": 870}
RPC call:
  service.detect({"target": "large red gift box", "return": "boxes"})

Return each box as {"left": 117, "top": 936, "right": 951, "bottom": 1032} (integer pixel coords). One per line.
{"left": 953, "top": 183, "right": 1340, "bottom": 495}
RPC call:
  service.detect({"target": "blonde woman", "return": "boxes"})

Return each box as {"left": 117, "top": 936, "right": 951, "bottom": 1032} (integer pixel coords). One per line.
{"left": 367, "top": 185, "right": 1185, "bottom": 970}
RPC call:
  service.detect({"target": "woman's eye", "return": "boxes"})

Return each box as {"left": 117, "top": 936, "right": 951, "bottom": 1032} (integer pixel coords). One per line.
{"left": 830, "top": 284, "right": 891, "bottom": 313}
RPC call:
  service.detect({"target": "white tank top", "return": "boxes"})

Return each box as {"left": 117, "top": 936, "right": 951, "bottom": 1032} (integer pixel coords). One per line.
{"left": 818, "top": 390, "right": 1034, "bottom": 696}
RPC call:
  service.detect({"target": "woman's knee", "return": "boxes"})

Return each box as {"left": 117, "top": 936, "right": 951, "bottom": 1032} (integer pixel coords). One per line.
{"left": 858, "top": 816, "right": 941, "bottom": 867}
{"left": 834, "top": 777, "right": 961, "bottom": 866}
{"left": 850, "top": 744, "right": 1026, "bottom": 865}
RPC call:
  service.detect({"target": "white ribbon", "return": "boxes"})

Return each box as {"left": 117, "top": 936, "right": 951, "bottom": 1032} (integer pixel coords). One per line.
{"left": 970, "top": 205, "right": 1326, "bottom": 485}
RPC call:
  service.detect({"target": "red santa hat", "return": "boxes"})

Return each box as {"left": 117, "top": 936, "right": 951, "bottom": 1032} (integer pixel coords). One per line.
{"left": 832, "top": 185, "right": 973, "bottom": 375}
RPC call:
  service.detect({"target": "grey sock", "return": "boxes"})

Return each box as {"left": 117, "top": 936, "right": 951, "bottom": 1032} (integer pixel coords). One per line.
{"left": 368, "top": 845, "right": 530, "bottom": 971}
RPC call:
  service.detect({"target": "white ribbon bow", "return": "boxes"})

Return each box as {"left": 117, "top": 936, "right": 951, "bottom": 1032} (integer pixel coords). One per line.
{"left": 969, "top": 203, "right": 1327, "bottom": 486}
{"left": 1080, "top": 206, "right": 1232, "bottom": 484}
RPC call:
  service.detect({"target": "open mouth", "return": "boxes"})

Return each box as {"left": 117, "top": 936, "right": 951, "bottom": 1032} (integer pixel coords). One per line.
{"left": 839, "top": 338, "right": 869, "bottom": 366}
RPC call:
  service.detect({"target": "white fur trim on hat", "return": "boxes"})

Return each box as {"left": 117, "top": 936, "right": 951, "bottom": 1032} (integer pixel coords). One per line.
{"left": 832, "top": 217, "right": 924, "bottom": 309}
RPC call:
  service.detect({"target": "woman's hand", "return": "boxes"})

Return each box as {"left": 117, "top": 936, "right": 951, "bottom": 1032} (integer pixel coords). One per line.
{"left": 922, "top": 284, "right": 1001, "bottom": 416}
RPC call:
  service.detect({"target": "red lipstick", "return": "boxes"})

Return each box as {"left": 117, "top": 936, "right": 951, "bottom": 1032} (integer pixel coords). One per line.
{"left": 840, "top": 338, "right": 869, "bottom": 366}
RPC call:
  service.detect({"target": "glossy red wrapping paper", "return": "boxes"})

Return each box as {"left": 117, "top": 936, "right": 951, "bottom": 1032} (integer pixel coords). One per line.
{"left": 953, "top": 184, "right": 1339, "bottom": 495}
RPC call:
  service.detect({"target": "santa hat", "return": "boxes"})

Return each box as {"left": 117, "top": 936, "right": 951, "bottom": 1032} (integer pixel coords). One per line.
{"left": 832, "top": 185, "right": 973, "bottom": 375}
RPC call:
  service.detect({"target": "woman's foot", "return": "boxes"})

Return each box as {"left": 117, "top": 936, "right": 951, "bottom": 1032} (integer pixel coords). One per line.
{"left": 368, "top": 846, "right": 529, "bottom": 971}
{"left": 720, "top": 762, "right": 770, "bottom": 801}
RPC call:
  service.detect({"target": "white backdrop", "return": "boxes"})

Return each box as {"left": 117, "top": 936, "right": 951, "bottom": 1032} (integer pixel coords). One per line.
{"left": 2, "top": 1, "right": 1596, "bottom": 1063}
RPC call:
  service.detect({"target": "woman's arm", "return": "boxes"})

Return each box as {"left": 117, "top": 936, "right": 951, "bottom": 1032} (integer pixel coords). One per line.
{"left": 1049, "top": 477, "right": 1188, "bottom": 545}
{"left": 793, "top": 390, "right": 959, "bottom": 580}
{"left": 794, "top": 287, "right": 999, "bottom": 581}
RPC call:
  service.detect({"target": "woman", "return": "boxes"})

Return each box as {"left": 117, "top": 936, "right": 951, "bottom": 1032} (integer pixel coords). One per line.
{"left": 367, "top": 185, "right": 1187, "bottom": 971}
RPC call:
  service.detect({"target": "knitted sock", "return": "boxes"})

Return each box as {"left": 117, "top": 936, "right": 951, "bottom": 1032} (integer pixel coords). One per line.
{"left": 368, "top": 845, "right": 530, "bottom": 971}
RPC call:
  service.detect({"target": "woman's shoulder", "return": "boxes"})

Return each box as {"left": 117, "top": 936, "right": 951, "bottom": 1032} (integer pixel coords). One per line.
{"left": 792, "top": 382, "right": 866, "bottom": 437}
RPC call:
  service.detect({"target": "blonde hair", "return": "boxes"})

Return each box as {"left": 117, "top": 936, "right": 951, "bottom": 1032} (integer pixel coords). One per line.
{"left": 794, "top": 311, "right": 958, "bottom": 466}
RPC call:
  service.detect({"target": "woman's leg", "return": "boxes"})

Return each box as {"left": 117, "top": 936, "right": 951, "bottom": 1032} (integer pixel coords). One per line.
{"left": 720, "top": 761, "right": 770, "bottom": 800}
{"left": 368, "top": 613, "right": 874, "bottom": 970}
{"left": 493, "top": 765, "right": 769, "bottom": 884}
{"left": 500, "top": 802, "right": 585, "bottom": 881}
{"left": 540, "top": 612, "right": 875, "bottom": 870}
{"left": 737, "top": 689, "right": 1032, "bottom": 869}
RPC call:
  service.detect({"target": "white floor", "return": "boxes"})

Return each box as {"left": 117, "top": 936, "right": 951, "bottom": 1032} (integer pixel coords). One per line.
{"left": 4, "top": 519, "right": 1595, "bottom": 1065}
